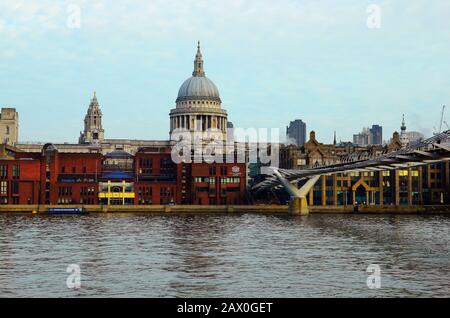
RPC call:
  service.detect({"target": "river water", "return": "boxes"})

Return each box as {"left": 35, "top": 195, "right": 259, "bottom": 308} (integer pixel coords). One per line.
{"left": 0, "top": 213, "right": 449, "bottom": 298}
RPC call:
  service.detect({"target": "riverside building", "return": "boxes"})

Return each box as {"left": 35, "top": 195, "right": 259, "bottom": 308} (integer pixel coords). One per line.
{"left": 0, "top": 144, "right": 246, "bottom": 206}
{"left": 1, "top": 43, "right": 448, "bottom": 207}
{"left": 1, "top": 43, "right": 246, "bottom": 206}
{"left": 274, "top": 131, "right": 450, "bottom": 206}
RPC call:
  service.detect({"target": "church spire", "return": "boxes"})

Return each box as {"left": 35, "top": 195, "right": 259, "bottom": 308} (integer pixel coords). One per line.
{"left": 79, "top": 92, "right": 104, "bottom": 144}
{"left": 88, "top": 91, "right": 100, "bottom": 111}
{"left": 401, "top": 114, "right": 406, "bottom": 132}
{"left": 334, "top": 130, "right": 337, "bottom": 145}
{"left": 91, "top": 91, "right": 98, "bottom": 104}
{"left": 193, "top": 41, "right": 205, "bottom": 77}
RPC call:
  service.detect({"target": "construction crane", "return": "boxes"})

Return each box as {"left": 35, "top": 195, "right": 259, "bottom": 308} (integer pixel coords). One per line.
{"left": 434, "top": 105, "right": 446, "bottom": 135}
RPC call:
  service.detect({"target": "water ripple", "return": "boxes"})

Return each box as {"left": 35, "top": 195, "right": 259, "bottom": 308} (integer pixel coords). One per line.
{"left": 0, "top": 213, "right": 449, "bottom": 297}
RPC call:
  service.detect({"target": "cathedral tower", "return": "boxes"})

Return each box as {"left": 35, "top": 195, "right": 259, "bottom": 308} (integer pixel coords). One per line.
{"left": 0, "top": 108, "right": 19, "bottom": 146}
{"left": 79, "top": 92, "right": 105, "bottom": 144}
{"left": 399, "top": 114, "right": 409, "bottom": 146}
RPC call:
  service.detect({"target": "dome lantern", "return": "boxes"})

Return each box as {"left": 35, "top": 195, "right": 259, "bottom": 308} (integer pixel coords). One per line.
{"left": 193, "top": 41, "right": 205, "bottom": 77}
{"left": 175, "top": 42, "right": 221, "bottom": 103}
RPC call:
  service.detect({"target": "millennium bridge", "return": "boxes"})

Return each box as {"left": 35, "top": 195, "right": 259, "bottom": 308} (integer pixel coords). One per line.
{"left": 252, "top": 129, "right": 450, "bottom": 215}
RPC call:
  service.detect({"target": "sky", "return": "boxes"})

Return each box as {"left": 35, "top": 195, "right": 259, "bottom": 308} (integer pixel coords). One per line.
{"left": 0, "top": 0, "right": 449, "bottom": 144}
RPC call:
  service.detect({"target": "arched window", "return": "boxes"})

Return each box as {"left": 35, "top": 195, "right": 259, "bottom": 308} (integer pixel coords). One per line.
{"left": 6, "top": 126, "right": 9, "bottom": 135}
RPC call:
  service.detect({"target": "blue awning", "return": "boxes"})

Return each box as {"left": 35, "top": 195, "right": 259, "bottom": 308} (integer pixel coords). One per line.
{"left": 102, "top": 171, "right": 134, "bottom": 180}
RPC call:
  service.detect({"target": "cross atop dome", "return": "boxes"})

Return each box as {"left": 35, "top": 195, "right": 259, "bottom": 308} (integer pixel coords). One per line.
{"left": 193, "top": 41, "right": 205, "bottom": 77}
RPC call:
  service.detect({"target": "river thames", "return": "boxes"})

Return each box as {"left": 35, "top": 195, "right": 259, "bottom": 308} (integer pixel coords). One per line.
{"left": 0, "top": 213, "right": 449, "bottom": 298}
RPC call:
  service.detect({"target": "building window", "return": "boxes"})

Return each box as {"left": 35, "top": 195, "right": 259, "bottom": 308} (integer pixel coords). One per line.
{"left": 0, "top": 165, "right": 7, "bottom": 179}
{"left": 6, "top": 126, "right": 9, "bottom": 135}
{"left": 220, "top": 166, "right": 228, "bottom": 175}
{"left": 159, "top": 187, "right": 173, "bottom": 205}
{"left": 160, "top": 158, "right": 175, "bottom": 175}
{"left": 0, "top": 181, "right": 7, "bottom": 195}
{"left": 12, "top": 181, "right": 19, "bottom": 195}
{"left": 398, "top": 170, "right": 409, "bottom": 177}
{"left": 221, "top": 177, "right": 238, "bottom": 184}
{"left": 139, "top": 159, "right": 153, "bottom": 174}
{"left": 138, "top": 186, "right": 152, "bottom": 205}
{"left": 12, "top": 165, "right": 20, "bottom": 179}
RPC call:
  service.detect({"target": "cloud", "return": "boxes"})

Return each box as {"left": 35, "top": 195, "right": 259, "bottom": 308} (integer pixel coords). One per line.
{"left": 2, "top": 0, "right": 449, "bottom": 41}
{"left": 0, "top": 0, "right": 346, "bottom": 38}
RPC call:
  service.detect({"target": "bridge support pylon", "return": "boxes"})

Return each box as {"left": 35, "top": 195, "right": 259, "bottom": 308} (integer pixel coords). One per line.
{"left": 272, "top": 169, "right": 321, "bottom": 216}
{"left": 289, "top": 196, "right": 309, "bottom": 215}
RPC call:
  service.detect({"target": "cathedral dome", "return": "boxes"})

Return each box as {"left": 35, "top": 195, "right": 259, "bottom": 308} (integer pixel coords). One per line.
{"left": 175, "top": 42, "right": 221, "bottom": 104}
{"left": 177, "top": 76, "right": 220, "bottom": 102}
{"left": 169, "top": 42, "right": 228, "bottom": 141}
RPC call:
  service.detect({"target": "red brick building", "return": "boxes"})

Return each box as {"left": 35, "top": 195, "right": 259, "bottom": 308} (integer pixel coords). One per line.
{"left": 0, "top": 144, "right": 247, "bottom": 206}
{"left": 134, "top": 147, "right": 183, "bottom": 205}
{"left": 0, "top": 154, "right": 40, "bottom": 205}
{"left": 39, "top": 144, "right": 103, "bottom": 205}
{"left": 190, "top": 162, "right": 246, "bottom": 205}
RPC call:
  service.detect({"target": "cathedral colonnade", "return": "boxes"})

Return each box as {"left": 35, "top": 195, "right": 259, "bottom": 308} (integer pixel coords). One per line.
{"left": 170, "top": 113, "right": 228, "bottom": 134}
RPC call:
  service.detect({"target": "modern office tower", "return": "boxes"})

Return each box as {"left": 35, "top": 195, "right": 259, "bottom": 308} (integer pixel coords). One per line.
{"left": 286, "top": 119, "right": 307, "bottom": 147}
{"left": 370, "top": 125, "right": 383, "bottom": 145}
